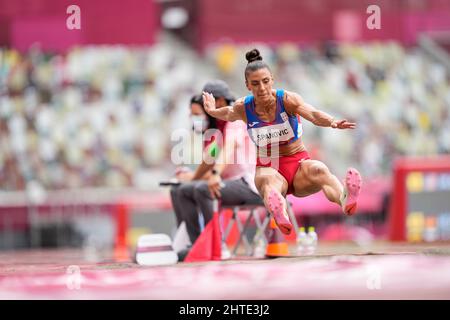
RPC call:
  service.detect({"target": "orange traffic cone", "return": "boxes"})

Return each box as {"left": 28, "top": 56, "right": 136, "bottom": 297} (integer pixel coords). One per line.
{"left": 265, "top": 218, "right": 289, "bottom": 258}
{"left": 184, "top": 211, "right": 222, "bottom": 262}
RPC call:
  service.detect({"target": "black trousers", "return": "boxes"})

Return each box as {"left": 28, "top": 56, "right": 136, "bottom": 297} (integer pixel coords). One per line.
{"left": 170, "top": 177, "right": 262, "bottom": 244}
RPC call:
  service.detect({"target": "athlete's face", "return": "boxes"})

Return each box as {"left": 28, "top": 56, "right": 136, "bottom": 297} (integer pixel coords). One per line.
{"left": 245, "top": 68, "right": 274, "bottom": 102}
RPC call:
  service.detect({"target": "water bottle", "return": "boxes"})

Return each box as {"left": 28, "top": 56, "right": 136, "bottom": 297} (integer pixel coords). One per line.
{"left": 306, "top": 226, "right": 318, "bottom": 255}
{"left": 253, "top": 234, "right": 266, "bottom": 258}
{"left": 296, "top": 227, "right": 307, "bottom": 255}
{"left": 221, "top": 240, "right": 231, "bottom": 260}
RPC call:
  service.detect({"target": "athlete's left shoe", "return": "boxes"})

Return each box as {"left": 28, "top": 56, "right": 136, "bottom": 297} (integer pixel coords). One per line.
{"left": 340, "top": 168, "right": 362, "bottom": 216}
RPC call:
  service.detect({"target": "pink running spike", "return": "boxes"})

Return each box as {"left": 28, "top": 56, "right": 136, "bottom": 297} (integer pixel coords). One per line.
{"left": 267, "top": 189, "right": 292, "bottom": 235}
{"left": 342, "top": 168, "right": 362, "bottom": 216}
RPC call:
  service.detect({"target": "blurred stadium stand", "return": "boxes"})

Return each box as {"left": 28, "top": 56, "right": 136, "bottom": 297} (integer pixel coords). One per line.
{"left": 0, "top": 0, "right": 449, "bottom": 250}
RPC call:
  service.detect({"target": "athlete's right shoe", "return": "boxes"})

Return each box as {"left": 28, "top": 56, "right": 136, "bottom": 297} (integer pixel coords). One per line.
{"left": 267, "top": 189, "right": 292, "bottom": 235}
{"left": 340, "top": 168, "right": 362, "bottom": 216}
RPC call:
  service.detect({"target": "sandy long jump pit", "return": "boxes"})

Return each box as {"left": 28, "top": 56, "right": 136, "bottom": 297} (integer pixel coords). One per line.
{"left": 1, "top": 242, "right": 450, "bottom": 299}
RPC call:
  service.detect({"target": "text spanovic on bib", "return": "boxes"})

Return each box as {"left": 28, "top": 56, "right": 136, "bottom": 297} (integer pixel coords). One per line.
{"left": 248, "top": 121, "right": 295, "bottom": 147}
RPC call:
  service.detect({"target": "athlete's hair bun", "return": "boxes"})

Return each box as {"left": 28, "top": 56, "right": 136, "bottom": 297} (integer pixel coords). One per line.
{"left": 245, "top": 49, "right": 263, "bottom": 64}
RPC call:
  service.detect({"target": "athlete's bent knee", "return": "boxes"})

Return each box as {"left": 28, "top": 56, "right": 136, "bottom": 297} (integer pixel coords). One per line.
{"left": 308, "top": 161, "right": 330, "bottom": 178}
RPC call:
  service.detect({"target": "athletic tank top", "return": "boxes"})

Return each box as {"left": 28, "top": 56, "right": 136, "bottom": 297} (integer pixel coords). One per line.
{"left": 244, "top": 89, "right": 303, "bottom": 148}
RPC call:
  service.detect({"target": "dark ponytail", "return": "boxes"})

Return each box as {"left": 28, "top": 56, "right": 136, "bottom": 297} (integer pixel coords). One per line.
{"left": 244, "top": 48, "right": 271, "bottom": 79}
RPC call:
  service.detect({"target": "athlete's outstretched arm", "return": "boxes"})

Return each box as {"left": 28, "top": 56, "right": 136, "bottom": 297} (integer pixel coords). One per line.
{"left": 283, "top": 91, "right": 356, "bottom": 129}
{"left": 202, "top": 92, "right": 246, "bottom": 122}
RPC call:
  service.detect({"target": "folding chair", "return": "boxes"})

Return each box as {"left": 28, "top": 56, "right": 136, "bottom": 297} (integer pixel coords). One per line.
{"left": 220, "top": 199, "right": 298, "bottom": 257}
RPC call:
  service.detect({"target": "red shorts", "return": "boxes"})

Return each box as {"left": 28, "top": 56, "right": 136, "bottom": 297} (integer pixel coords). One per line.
{"left": 256, "top": 150, "right": 311, "bottom": 195}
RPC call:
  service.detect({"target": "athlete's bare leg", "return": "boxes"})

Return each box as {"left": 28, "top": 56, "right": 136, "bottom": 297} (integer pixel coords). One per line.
{"left": 292, "top": 160, "right": 342, "bottom": 202}
{"left": 292, "top": 160, "right": 361, "bottom": 215}
{"left": 254, "top": 167, "right": 293, "bottom": 234}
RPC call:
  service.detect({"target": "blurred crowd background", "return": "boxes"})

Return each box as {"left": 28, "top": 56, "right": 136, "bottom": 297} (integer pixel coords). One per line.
{"left": 1, "top": 40, "right": 449, "bottom": 191}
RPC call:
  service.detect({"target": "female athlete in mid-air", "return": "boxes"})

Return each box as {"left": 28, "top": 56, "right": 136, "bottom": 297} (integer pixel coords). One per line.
{"left": 202, "top": 49, "right": 362, "bottom": 235}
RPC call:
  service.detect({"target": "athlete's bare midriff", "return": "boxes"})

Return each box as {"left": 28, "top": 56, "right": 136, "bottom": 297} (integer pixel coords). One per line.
{"left": 256, "top": 139, "right": 307, "bottom": 158}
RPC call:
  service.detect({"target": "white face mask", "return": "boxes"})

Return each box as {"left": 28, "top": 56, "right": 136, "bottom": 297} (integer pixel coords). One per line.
{"left": 191, "top": 115, "right": 208, "bottom": 133}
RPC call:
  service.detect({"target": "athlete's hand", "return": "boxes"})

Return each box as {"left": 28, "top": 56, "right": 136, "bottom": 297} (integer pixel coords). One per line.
{"left": 331, "top": 119, "right": 356, "bottom": 129}
{"left": 202, "top": 92, "right": 216, "bottom": 115}
{"left": 207, "top": 174, "right": 223, "bottom": 199}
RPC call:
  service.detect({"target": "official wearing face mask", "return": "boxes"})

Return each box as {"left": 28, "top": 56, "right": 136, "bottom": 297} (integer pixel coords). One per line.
{"left": 191, "top": 113, "right": 208, "bottom": 134}
{"left": 170, "top": 81, "right": 262, "bottom": 261}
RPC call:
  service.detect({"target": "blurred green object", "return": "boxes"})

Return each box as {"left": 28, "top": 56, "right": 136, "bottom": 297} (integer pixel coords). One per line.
{"left": 208, "top": 141, "right": 219, "bottom": 158}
